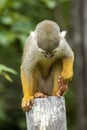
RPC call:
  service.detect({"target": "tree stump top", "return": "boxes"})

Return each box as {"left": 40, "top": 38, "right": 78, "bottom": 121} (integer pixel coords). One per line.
{"left": 26, "top": 96, "right": 67, "bottom": 130}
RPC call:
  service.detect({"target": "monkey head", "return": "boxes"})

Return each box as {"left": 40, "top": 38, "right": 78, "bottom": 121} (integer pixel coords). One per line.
{"left": 35, "top": 20, "right": 60, "bottom": 58}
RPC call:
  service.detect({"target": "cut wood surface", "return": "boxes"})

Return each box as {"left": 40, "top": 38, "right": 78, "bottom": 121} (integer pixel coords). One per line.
{"left": 26, "top": 96, "right": 67, "bottom": 130}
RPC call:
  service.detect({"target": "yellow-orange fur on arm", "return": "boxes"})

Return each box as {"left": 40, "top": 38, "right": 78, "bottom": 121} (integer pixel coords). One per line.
{"left": 61, "top": 56, "right": 74, "bottom": 80}
{"left": 20, "top": 69, "right": 34, "bottom": 110}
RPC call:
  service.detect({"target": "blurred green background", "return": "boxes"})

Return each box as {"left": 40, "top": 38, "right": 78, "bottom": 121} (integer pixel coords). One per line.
{"left": 0, "top": 0, "right": 86, "bottom": 130}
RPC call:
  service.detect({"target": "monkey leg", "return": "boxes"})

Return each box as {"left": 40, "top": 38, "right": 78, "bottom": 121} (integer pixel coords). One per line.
{"left": 52, "top": 64, "right": 61, "bottom": 96}
{"left": 52, "top": 72, "right": 59, "bottom": 96}
{"left": 61, "top": 57, "right": 74, "bottom": 80}
{"left": 21, "top": 69, "right": 37, "bottom": 111}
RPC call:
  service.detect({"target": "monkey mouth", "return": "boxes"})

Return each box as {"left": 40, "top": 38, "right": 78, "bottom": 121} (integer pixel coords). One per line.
{"left": 44, "top": 53, "right": 54, "bottom": 58}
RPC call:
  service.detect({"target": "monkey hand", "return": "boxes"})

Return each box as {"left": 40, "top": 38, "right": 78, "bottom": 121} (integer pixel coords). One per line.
{"left": 34, "top": 92, "right": 48, "bottom": 98}
{"left": 21, "top": 96, "right": 34, "bottom": 111}
{"left": 56, "top": 76, "right": 68, "bottom": 96}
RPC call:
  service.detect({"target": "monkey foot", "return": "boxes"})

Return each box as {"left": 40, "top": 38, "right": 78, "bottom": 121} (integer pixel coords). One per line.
{"left": 34, "top": 92, "right": 48, "bottom": 98}
{"left": 56, "top": 76, "right": 68, "bottom": 96}
{"left": 22, "top": 96, "right": 34, "bottom": 111}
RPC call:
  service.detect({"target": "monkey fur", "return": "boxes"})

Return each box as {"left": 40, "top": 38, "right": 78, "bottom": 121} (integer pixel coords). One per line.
{"left": 20, "top": 20, "right": 74, "bottom": 111}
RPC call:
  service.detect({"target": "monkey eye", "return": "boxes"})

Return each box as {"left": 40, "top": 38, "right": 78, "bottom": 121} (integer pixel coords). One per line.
{"left": 38, "top": 48, "right": 46, "bottom": 54}
{"left": 52, "top": 47, "right": 58, "bottom": 54}
{"left": 52, "top": 50, "right": 56, "bottom": 54}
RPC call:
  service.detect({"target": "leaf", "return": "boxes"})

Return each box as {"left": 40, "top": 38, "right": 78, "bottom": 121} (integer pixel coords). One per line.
{"left": 0, "top": 64, "right": 17, "bottom": 75}
{"left": 3, "top": 73, "right": 13, "bottom": 82}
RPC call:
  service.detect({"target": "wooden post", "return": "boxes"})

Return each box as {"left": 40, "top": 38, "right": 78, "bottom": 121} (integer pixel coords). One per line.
{"left": 26, "top": 96, "right": 67, "bottom": 130}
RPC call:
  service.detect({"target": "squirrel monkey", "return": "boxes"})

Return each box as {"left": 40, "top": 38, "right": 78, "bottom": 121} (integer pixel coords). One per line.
{"left": 20, "top": 20, "right": 74, "bottom": 111}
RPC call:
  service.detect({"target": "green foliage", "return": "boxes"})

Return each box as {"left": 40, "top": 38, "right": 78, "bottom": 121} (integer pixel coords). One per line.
{"left": 0, "top": 109, "right": 8, "bottom": 121}
{"left": 41, "top": 0, "right": 57, "bottom": 8}
{"left": 0, "top": 64, "right": 17, "bottom": 75}
{"left": 0, "top": 64, "right": 17, "bottom": 82}
{"left": 0, "top": 0, "right": 70, "bottom": 46}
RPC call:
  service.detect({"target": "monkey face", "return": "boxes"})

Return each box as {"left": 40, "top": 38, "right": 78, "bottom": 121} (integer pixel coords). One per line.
{"left": 37, "top": 38, "right": 59, "bottom": 59}
{"left": 37, "top": 34, "right": 59, "bottom": 58}
{"left": 39, "top": 48, "right": 58, "bottom": 58}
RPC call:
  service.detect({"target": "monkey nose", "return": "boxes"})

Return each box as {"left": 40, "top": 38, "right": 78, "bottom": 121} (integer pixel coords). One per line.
{"left": 44, "top": 53, "right": 54, "bottom": 58}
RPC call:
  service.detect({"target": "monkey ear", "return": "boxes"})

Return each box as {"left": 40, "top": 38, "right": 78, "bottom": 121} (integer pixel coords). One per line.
{"left": 31, "top": 31, "right": 35, "bottom": 37}
{"left": 31, "top": 31, "right": 36, "bottom": 40}
{"left": 60, "top": 31, "right": 67, "bottom": 38}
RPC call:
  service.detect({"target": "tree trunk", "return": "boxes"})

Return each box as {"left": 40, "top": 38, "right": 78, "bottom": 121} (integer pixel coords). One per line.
{"left": 71, "top": 0, "right": 87, "bottom": 129}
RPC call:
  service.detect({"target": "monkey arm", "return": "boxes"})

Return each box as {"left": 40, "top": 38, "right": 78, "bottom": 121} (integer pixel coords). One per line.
{"left": 61, "top": 55, "right": 74, "bottom": 80}
{"left": 56, "top": 55, "right": 74, "bottom": 96}
{"left": 21, "top": 69, "right": 34, "bottom": 99}
{"left": 59, "top": 37, "right": 74, "bottom": 80}
{"left": 21, "top": 68, "right": 35, "bottom": 111}
{"left": 20, "top": 33, "right": 39, "bottom": 111}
